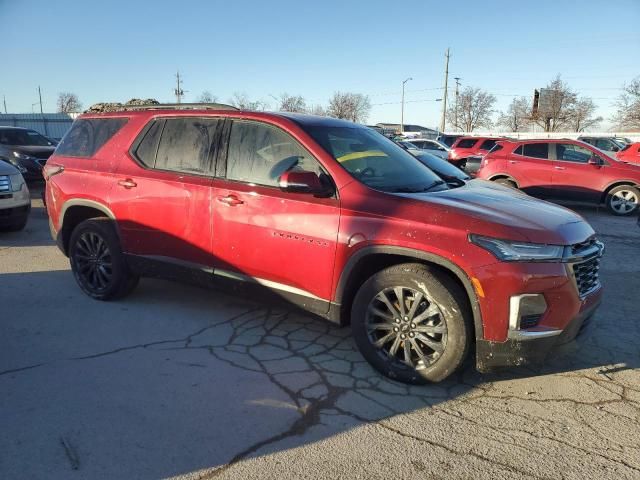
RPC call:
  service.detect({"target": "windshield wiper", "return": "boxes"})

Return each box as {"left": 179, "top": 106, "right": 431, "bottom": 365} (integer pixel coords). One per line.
{"left": 392, "top": 180, "right": 446, "bottom": 193}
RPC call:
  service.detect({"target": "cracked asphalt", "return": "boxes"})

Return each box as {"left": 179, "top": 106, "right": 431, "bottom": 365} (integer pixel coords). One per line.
{"left": 1, "top": 191, "right": 639, "bottom": 479}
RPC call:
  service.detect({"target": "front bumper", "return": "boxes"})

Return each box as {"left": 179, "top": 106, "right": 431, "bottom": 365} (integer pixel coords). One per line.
{"left": 0, "top": 203, "right": 31, "bottom": 226}
{"left": 475, "top": 288, "right": 601, "bottom": 371}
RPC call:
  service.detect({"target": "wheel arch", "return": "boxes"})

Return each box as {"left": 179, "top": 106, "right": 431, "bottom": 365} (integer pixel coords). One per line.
{"left": 58, "top": 199, "right": 118, "bottom": 255}
{"left": 488, "top": 173, "right": 519, "bottom": 187}
{"left": 600, "top": 180, "right": 640, "bottom": 203}
{"left": 332, "top": 246, "right": 484, "bottom": 340}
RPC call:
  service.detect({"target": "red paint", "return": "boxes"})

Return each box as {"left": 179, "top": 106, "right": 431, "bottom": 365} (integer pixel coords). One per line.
{"left": 616, "top": 142, "right": 640, "bottom": 165}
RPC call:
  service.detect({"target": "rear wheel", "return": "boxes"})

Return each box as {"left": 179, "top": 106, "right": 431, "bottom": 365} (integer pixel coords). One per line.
{"left": 606, "top": 185, "right": 639, "bottom": 216}
{"left": 493, "top": 177, "right": 517, "bottom": 189}
{"left": 351, "top": 263, "right": 472, "bottom": 384}
{"left": 69, "top": 218, "right": 139, "bottom": 300}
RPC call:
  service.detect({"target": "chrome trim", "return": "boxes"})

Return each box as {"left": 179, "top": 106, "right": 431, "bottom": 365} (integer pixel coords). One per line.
{"left": 214, "top": 268, "right": 327, "bottom": 302}
{"left": 566, "top": 240, "right": 604, "bottom": 299}
{"left": 508, "top": 294, "right": 561, "bottom": 341}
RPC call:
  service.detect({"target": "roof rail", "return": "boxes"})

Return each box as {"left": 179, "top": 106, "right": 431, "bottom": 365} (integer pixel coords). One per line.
{"left": 121, "top": 102, "right": 239, "bottom": 111}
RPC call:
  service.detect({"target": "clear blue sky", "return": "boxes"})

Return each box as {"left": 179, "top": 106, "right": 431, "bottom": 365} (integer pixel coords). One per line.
{"left": 2, "top": 0, "right": 639, "bottom": 129}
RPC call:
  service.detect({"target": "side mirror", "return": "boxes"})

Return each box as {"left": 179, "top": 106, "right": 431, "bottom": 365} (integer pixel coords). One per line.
{"left": 588, "top": 156, "right": 602, "bottom": 166}
{"left": 278, "top": 170, "right": 326, "bottom": 194}
{"left": 612, "top": 146, "right": 619, "bottom": 152}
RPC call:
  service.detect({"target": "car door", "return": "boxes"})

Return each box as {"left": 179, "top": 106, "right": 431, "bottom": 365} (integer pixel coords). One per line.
{"left": 507, "top": 142, "right": 553, "bottom": 196}
{"left": 109, "top": 117, "right": 221, "bottom": 267}
{"left": 211, "top": 119, "right": 340, "bottom": 312}
{"left": 550, "top": 142, "right": 605, "bottom": 202}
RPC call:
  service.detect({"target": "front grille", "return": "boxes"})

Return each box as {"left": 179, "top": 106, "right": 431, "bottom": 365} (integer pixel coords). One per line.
{"left": 0, "top": 175, "right": 10, "bottom": 193}
{"left": 569, "top": 237, "right": 603, "bottom": 298}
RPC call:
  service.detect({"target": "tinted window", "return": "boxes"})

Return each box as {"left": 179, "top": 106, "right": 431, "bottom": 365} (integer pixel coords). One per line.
{"left": 556, "top": 143, "right": 592, "bottom": 163}
{"left": 488, "top": 144, "right": 503, "bottom": 154}
{"left": 595, "top": 139, "right": 616, "bottom": 151}
{"left": 522, "top": 143, "right": 549, "bottom": 159}
{"left": 55, "top": 118, "right": 127, "bottom": 157}
{"left": 479, "top": 139, "right": 496, "bottom": 151}
{"left": 513, "top": 145, "right": 523, "bottom": 155}
{"left": 0, "top": 128, "right": 53, "bottom": 146}
{"left": 155, "top": 118, "right": 219, "bottom": 174}
{"left": 456, "top": 138, "right": 478, "bottom": 148}
{"left": 304, "top": 125, "right": 445, "bottom": 193}
{"left": 227, "top": 121, "right": 323, "bottom": 187}
{"left": 133, "top": 120, "right": 164, "bottom": 167}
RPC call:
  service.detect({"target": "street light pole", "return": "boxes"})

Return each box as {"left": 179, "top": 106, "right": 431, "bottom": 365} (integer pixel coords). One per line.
{"left": 401, "top": 77, "right": 412, "bottom": 135}
{"left": 439, "top": 48, "right": 450, "bottom": 132}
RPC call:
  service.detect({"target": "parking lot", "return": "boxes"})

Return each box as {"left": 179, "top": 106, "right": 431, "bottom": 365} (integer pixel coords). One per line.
{"left": 1, "top": 188, "right": 639, "bottom": 480}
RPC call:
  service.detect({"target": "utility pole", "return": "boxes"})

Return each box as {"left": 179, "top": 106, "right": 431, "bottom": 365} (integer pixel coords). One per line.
{"left": 453, "top": 77, "right": 461, "bottom": 131}
{"left": 3, "top": 95, "right": 7, "bottom": 114}
{"left": 174, "top": 71, "right": 185, "bottom": 103}
{"left": 38, "top": 86, "right": 44, "bottom": 114}
{"left": 439, "top": 48, "right": 450, "bottom": 133}
{"left": 400, "top": 77, "right": 412, "bottom": 135}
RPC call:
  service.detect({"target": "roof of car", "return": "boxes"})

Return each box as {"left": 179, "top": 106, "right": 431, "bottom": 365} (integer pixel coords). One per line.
{"left": 0, "top": 126, "right": 29, "bottom": 131}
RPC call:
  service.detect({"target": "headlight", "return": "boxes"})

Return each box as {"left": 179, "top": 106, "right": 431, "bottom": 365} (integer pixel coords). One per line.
{"left": 9, "top": 173, "right": 25, "bottom": 192}
{"left": 469, "top": 234, "right": 565, "bottom": 262}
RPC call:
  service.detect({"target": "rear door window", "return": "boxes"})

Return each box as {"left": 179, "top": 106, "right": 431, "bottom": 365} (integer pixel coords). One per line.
{"left": 522, "top": 143, "right": 549, "bottom": 159}
{"left": 456, "top": 138, "right": 478, "bottom": 148}
{"left": 56, "top": 118, "right": 128, "bottom": 157}
{"left": 226, "top": 120, "right": 323, "bottom": 187}
{"left": 132, "top": 120, "right": 164, "bottom": 167}
{"left": 479, "top": 139, "right": 497, "bottom": 151}
{"left": 155, "top": 118, "right": 220, "bottom": 174}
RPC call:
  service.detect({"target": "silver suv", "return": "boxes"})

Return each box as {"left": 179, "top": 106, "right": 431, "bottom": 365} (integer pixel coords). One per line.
{"left": 0, "top": 161, "right": 30, "bottom": 231}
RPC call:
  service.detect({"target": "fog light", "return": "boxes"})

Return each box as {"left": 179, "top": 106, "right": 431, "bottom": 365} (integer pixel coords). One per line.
{"left": 509, "top": 294, "right": 547, "bottom": 330}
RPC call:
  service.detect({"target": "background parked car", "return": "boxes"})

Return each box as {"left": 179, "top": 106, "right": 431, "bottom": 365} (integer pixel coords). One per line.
{"left": 616, "top": 142, "right": 640, "bottom": 165}
{"left": 411, "top": 150, "right": 469, "bottom": 184}
{"left": 436, "top": 134, "right": 463, "bottom": 147}
{"left": 405, "top": 138, "right": 450, "bottom": 160}
{"left": 448, "top": 136, "right": 501, "bottom": 169}
{"left": 0, "top": 126, "right": 56, "bottom": 182}
{"left": 477, "top": 138, "right": 640, "bottom": 215}
{"left": 0, "top": 160, "right": 30, "bottom": 231}
{"left": 578, "top": 136, "right": 625, "bottom": 154}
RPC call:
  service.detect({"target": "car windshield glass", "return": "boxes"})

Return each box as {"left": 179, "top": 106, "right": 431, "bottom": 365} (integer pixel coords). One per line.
{"left": 0, "top": 129, "right": 53, "bottom": 146}
{"left": 304, "top": 125, "right": 446, "bottom": 193}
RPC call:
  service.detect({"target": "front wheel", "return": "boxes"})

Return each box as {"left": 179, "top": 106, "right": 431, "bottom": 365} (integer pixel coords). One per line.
{"left": 351, "top": 263, "right": 472, "bottom": 384}
{"left": 606, "top": 185, "right": 639, "bottom": 216}
{"left": 493, "top": 177, "right": 517, "bottom": 189}
{"left": 69, "top": 218, "right": 139, "bottom": 300}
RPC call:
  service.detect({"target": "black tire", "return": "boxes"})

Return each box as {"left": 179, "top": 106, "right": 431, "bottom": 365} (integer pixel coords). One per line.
{"left": 605, "top": 185, "right": 639, "bottom": 216}
{"left": 3, "top": 216, "right": 28, "bottom": 232}
{"left": 493, "top": 177, "right": 517, "bottom": 189}
{"left": 68, "top": 218, "right": 139, "bottom": 300}
{"left": 351, "top": 263, "right": 472, "bottom": 384}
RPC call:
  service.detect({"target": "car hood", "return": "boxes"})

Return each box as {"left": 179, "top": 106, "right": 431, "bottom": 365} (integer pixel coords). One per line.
{"left": 397, "top": 179, "right": 594, "bottom": 245}
{"left": 0, "top": 160, "right": 20, "bottom": 175}
{"left": 6, "top": 145, "right": 56, "bottom": 159}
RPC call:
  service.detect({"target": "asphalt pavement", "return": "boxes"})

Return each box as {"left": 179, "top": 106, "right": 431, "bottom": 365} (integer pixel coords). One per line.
{"left": 1, "top": 190, "right": 639, "bottom": 479}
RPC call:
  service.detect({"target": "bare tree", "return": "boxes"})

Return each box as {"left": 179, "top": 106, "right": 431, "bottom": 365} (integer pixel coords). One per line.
{"left": 612, "top": 77, "right": 640, "bottom": 130}
{"left": 446, "top": 87, "right": 496, "bottom": 132}
{"left": 327, "top": 92, "right": 371, "bottom": 123}
{"left": 309, "top": 104, "right": 326, "bottom": 116}
{"left": 571, "top": 98, "right": 602, "bottom": 132}
{"left": 227, "top": 92, "right": 268, "bottom": 111}
{"left": 196, "top": 91, "right": 218, "bottom": 103}
{"left": 57, "top": 92, "right": 82, "bottom": 113}
{"left": 277, "top": 94, "right": 307, "bottom": 113}
{"left": 496, "top": 97, "right": 531, "bottom": 132}
{"left": 531, "top": 75, "right": 578, "bottom": 132}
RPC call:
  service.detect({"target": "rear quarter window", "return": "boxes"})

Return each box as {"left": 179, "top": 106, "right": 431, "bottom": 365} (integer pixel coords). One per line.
{"left": 55, "top": 118, "right": 128, "bottom": 157}
{"left": 456, "top": 138, "right": 478, "bottom": 148}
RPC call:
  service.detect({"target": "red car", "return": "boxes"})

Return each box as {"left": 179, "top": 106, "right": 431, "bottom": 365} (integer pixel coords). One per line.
{"left": 448, "top": 136, "right": 501, "bottom": 167}
{"left": 616, "top": 142, "right": 640, "bottom": 165}
{"left": 45, "top": 106, "right": 603, "bottom": 384}
{"left": 477, "top": 138, "right": 640, "bottom": 215}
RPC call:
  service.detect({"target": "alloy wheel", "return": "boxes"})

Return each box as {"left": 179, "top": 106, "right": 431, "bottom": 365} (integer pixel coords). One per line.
{"left": 366, "top": 286, "right": 447, "bottom": 370}
{"left": 610, "top": 189, "right": 639, "bottom": 214}
{"left": 73, "top": 231, "right": 113, "bottom": 291}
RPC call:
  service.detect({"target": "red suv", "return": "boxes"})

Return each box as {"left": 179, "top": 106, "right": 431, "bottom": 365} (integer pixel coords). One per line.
{"left": 448, "top": 136, "right": 501, "bottom": 167}
{"left": 616, "top": 142, "right": 640, "bottom": 165}
{"left": 477, "top": 138, "right": 640, "bottom": 215}
{"left": 45, "top": 105, "right": 603, "bottom": 384}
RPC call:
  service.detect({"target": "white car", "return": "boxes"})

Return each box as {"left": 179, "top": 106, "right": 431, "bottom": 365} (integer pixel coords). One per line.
{"left": 405, "top": 139, "right": 450, "bottom": 160}
{"left": 0, "top": 161, "right": 30, "bottom": 231}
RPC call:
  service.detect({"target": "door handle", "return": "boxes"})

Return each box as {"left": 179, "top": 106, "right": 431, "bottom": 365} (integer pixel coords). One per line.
{"left": 509, "top": 160, "right": 517, "bottom": 164}
{"left": 554, "top": 166, "right": 566, "bottom": 170}
{"left": 217, "top": 195, "right": 244, "bottom": 206}
{"left": 118, "top": 178, "right": 137, "bottom": 189}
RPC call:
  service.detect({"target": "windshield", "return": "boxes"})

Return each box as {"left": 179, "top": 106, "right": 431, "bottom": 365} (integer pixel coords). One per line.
{"left": 304, "top": 125, "right": 446, "bottom": 193}
{"left": 0, "top": 129, "right": 53, "bottom": 146}
{"left": 412, "top": 152, "right": 469, "bottom": 181}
